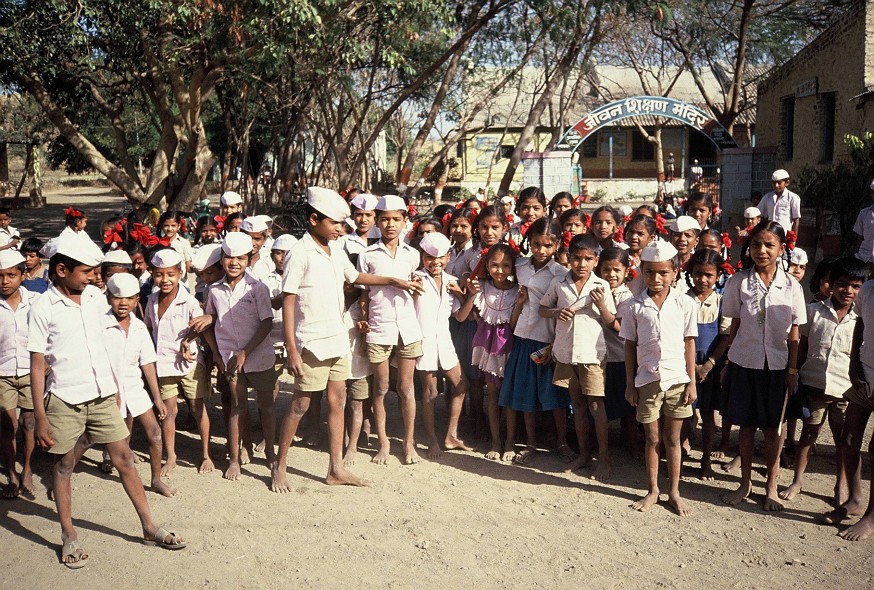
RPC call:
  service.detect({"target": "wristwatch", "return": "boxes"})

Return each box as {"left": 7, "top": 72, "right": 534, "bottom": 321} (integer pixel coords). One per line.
{"left": 786, "top": 368, "right": 799, "bottom": 375}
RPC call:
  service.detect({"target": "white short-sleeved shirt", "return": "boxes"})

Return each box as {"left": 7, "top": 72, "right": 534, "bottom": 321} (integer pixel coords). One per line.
{"left": 246, "top": 253, "right": 275, "bottom": 284}
{"left": 760, "top": 189, "right": 801, "bottom": 233}
{"left": 339, "top": 232, "right": 377, "bottom": 261}
{"left": 263, "top": 270, "right": 284, "bottom": 347}
{"left": 857, "top": 281, "right": 874, "bottom": 388}
{"left": 688, "top": 289, "right": 731, "bottom": 334}
{"left": 722, "top": 269, "right": 807, "bottom": 370}
{"left": 0, "top": 226, "right": 19, "bottom": 249}
{"left": 853, "top": 206, "right": 874, "bottom": 263}
{"left": 357, "top": 241, "right": 422, "bottom": 346}
{"left": 102, "top": 312, "right": 158, "bottom": 417}
{"left": 619, "top": 286, "right": 698, "bottom": 390}
{"left": 514, "top": 258, "right": 565, "bottom": 343}
{"left": 541, "top": 273, "right": 614, "bottom": 365}
{"left": 0, "top": 287, "right": 36, "bottom": 377}
{"left": 282, "top": 232, "right": 360, "bottom": 361}
{"left": 345, "top": 302, "right": 371, "bottom": 380}
{"left": 144, "top": 286, "right": 201, "bottom": 378}
{"left": 800, "top": 299, "right": 856, "bottom": 398}
{"left": 414, "top": 270, "right": 462, "bottom": 371}
{"left": 27, "top": 285, "right": 117, "bottom": 404}
{"left": 206, "top": 273, "right": 275, "bottom": 372}
{"left": 446, "top": 240, "right": 474, "bottom": 278}
{"left": 605, "top": 285, "right": 633, "bottom": 363}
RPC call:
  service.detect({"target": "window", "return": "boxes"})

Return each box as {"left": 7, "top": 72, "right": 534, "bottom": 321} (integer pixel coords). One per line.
{"left": 598, "top": 129, "right": 627, "bottom": 157}
{"left": 782, "top": 97, "right": 795, "bottom": 161}
{"left": 820, "top": 92, "right": 836, "bottom": 163}
{"left": 581, "top": 139, "right": 597, "bottom": 158}
{"left": 499, "top": 145, "right": 514, "bottom": 160}
{"left": 632, "top": 128, "right": 655, "bottom": 161}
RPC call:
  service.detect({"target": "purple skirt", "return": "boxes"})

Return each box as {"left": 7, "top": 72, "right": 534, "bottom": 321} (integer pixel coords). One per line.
{"left": 471, "top": 320, "right": 513, "bottom": 380}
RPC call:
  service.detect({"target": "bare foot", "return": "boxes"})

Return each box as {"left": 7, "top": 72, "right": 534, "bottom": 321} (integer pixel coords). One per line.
{"left": 19, "top": 474, "right": 35, "bottom": 499}
{"left": 371, "top": 439, "right": 391, "bottom": 465}
{"left": 132, "top": 453, "right": 143, "bottom": 464}
{"left": 254, "top": 439, "right": 266, "bottom": 454}
{"left": 591, "top": 462, "right": 612, "bottom": 482}
{"left": 151, "top": 479, "right": 178, "bottom": 497}
{"left": 239, "top": 447, "right": 251, "bottom": 466}
{"left": 485, "top": 448, "right": 501, "bottom": 461}
{"left": 443, "top": 436, "right": 473, "bottom": 452}
{"left": 223, "top": 461, "right": 241, "bottom": 481}
{"left": 631, "top": 491, "right": 660, "bottom": 512}
{"left": 700, "top": 464, "right": 717, "bottom": 481}
{"left": 709, "top": 450, "right": 725, "bottom": 460}
{"left": 427, "top": 439, "right": 443, "bottom": 460}
{"left": 763, "top": 491, "right": 784, "bottom": 511}
{"left": 721, "top": 455, "right": 741, "bottom": 473}
{"left": 160, "top": 458, "right": 177, "bottom": 478}
{"left": 343, "top": 449, "right": 357, "bottom": 467}
{"left": 668, "top": 492, "right": 693, "bottom": 517}
{"left": 839, "top": 515, "right": 874, "bottom": 541}
{"left": 722, "top": 481, "right": 752, "bottom": 505}
{"left": 501, "top": 450, "right": 516, "bottom": 462}
{"left": 824, "top": 499, "right": 866, "bottom": 524}
{"left": 404, "top": 444, "right": 421, "bottom": 465}
{"left": 778, "top": 481, "right": 803, "bottom": 501}
{"left": 780, "top": 451, "right": 794, "bottom": 469}
{"left": 198, "top": 458, "right": 215, "bottom": 474}
{"left": 564, "top": 453, "right": 592, "bottom": 473}
{"left": 269, "top": 463, "right": 294, "bottom": 493}
{"left": 326, "top": 468, "right": 371, "bottom": 487}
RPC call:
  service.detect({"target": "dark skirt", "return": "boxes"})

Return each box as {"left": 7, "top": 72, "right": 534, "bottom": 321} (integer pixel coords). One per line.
{"left": 498, "top": 338, "right": 570, "bottom": 412}
{"left": 723, "top": 362, "right": 788, "bottom": 430}
{"left": 604, "top": 361, "right": 635, "bottom": 421}
{"left": 449, "top": 317, "right": 480, "bottom": 381}
{"left": 694, "top": 353, "right": 725, "bottom": 413}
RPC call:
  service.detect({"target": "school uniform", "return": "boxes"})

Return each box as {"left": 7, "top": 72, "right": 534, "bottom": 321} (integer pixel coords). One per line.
{"left": 853, "top": 205, "right": 874, "bottom": 263}
{"left": 619, "top": 286, "right": 698, "bottom": 424}
{"left": 445, "top": 239, "right": 474, "bottom": 278}
{"left": 499, "top": 258, "right": 569, "bottom": 412}
{"left": 688, "top": 289, "right": 730, "bottom": 412}
{"left": 451, "top": 245, "right": 487, "bottom": 380}
{"left": 246, "top": 253, "right": 274, "bottom": 284}
{"left": 27, "top": 285, "right": 128, "bottom": 454}
{"left": 102, "top": 311, "right": 158, "bottom": 418}
{"left": 0, "top": 287, "right": 36, "bottom": 412}
{"left": 0, "top": 225, "right": 19, "bottom": 249}
{"left": 344, "top": 301, "right": 372, "bottom": 401}
{"left": 282, "top": 233, "right": 359, "bottom": 391}
{"left": 541, "top": 273, "right": 615, "bottom": 397}
{"left": 760, "top": 189, "right": 801, "bottom": 233}
{"left": 847, "top": 281, "right": 874, "bottom": 410}
{"left": 414, "top": 270, "right": 461, "bottom": 372}
{"left": 721, "top": 269, "right": 807, "bottom": 429}
{"left": 604, "top": 285, "right": 634, "bottom": 421}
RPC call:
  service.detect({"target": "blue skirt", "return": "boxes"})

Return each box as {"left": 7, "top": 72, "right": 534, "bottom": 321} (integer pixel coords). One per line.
{"left": 498, "top": 338, "right": 570, "bottom": 412}
{"left": 450, "top": 317, "right": 480, "bottom": 381}
{"left": 604, "top": 361, "right": 635, "bottom": 421}
{"left": 693, "top": 352, "right": 725, "bottom": 412}
{"left": 723, "top": 362, "right": 787, "bottom": 430}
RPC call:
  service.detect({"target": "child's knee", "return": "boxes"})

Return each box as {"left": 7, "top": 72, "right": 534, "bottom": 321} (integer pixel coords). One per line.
{"left": 19, "top": 410, "right": 34, "bottom": 431}
{"left": 111, "top": 447, "right": 136, "bottom": 471}
{"left": 290, "top": 397, "right": 311, "bottom": 417}
{"left": 54, "top": 454, "right": 77, "bottom": 478}
{"left": 146, "top": 424, "right": 163, "bottom": 445}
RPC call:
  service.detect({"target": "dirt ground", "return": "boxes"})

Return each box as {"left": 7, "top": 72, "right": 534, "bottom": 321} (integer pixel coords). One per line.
{"left": 1, "top": 188, "right": 873, "bottom": 589}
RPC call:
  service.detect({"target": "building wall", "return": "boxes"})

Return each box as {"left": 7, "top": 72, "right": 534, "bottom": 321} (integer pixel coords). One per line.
{"left": 756, "top": 0, "right": 874, "bottom": 171}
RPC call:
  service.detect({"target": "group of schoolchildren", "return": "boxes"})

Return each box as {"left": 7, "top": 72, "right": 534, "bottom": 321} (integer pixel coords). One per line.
{"left": 4, "top": 167, "right": 874, "bottom": 568}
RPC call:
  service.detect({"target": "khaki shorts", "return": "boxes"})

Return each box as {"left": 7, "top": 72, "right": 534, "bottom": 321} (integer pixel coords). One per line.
{"left": 636, "top": 381, "right": 693, "bottom": 424}
{"left": 159, "top": 363, "right": 209, "bottom": 401}
{"left": 230, "top": 367, "right": 278, "bottom": 393}
{"left": 367, "top": 339, "right": 423, "bottom": 364}
{"left": 44, "top": 394, "right": 129, "bottom": 455}
{"left": 295, "top": 349, "right": 350, "bottom": 392}
{"left": 844, "top": 385, "right": 874, "bottom": 412}
{"left": 347, "top": 376, "right": 371, "bottom": 401}
{"left": 804, "top": 388, "right": 849, "bottom": 426}
{"left": 0, "top": 375, "right": 32, "bottom": 411}
{"left": 553, "top": 362, "right": 605, "bottom": 396}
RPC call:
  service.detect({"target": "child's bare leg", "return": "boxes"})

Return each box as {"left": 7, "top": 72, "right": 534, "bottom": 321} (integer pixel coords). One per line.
{"left": 828, "top": 404, "right": 848, "bottom": 505}
{"left": 723, "top": 426, "right": 755, "bottom": 504}
{"left": 270, "top": 390, "right": 312, "bottom": 493}
{"left": 53, "top": 449, "right": 86, "bottom": 565}
{"left": 396, "top": 357, "right": 419, "bottom": 465}
{"left": 503, "top": 408, "right": 517, "bottom": 462}
{"left": 420, "top": 371, "right": 441, "bottom": 459}
{"left": 370, "top": 359, "right": 391, "bottom": 465}
{"left": 160, "top": 394, "right": 178, "bottom": 477}
{"left": 469, "top": 377, "right": 486, "bottom": 439}
{"left": 588, "top": 396, "right": 611, "bottom": 481}
{"left": 762, "top": 427, "right": 784, "bottom": 511}
{"left": 344, "top": 398, "right": 364, "bottom": 465}
{"left": 239, "top": 394, "right": 252, "bottom": 464}
{"left": 138, "top": 411, "right": 176, "bottom": 497}
{"left": 565, "top": 387, "right": 591, "bottom": 472}
{"left": 826, "top": 402, "right": 870, "bottom": 522}
{"left": 123, "top": 415, "right": 143, "bottom": 463}
{"left": 700, "top": 410, "right": 717, "bottom": 480}
{"left": 840, "top": 435, "right": 874, "bottom": 541}
{"left": 1, "top": 408, "right": 19, "bottom": 497}
{"left": 632, "top": 420, "right": 661, "bottom": 512}
{"left": 303, "top": 392, "right": 323, "bottom": 447}
{"left": 18, "top": 409, "right": 35, "bottom": 495}
{"left": 780, "top": 420, "right": 821, "bottom": 501}
{"left": 717, "top": 415, "right": 732, "bottom": 458}
{"left": 444, "top": 366, "right": 471, "bottom": 451}
{"left": 224, "top": 379, "right": 245, "bottom": 480}
{"left": 219, "top": 382, "right": 232, "bottom": 456}
{"left": 622, "top": 414, "right": 641, "bottom": 459}
{"left": 324, "top": 379, "right": 369, "bottom": 486}
{"left": 484, "top": 380, "right": 502, "bottom": 460}
{"left": 255, "top": 388, "right": 277, "bottom": 464}
{"left": 185, "top": 399, "right": 212, "bottom": 473}
{"left": 664, "top": 417, "right": 692, "bottom": 516}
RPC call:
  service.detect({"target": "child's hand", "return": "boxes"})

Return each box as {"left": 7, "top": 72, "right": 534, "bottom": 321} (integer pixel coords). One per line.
{"left": 155, "top": 399, "right": 168, "bottom": 421}
{"left": 467, "top": 278, "right": 481, "bottom": 296}
{"left": 695, "top": 361, "right": 712, "bottom": 383}
{"left": 557, "top": 307, "right": 575, "bottom": 322}
{"left": 785, "top": 371, "right": 798, "bottom": 394}
{"left": 625, "top": 384, "right": 638, "bottom": 406}
{"left": 226, "top": 351, "right": 247, "bottom": 375}
{"left": 683, "top": 382, "right": 697, "bottom": 406}
{"left": 446, "top": 281, "right": 465, "bottom": 299}
{"left": 356, "top": 320, "right": 370, "bottom": 333}
{"left": 189, "top": 314, "right": 213, "bottom": 333}
{"left": 287, "top": 348, "right": 304, "bottom": 378}
{"left": 591, "top": 286, "right": 606, "bottom": 308}
{"left": 181, "top": 341, "right": 196, "bottom": 362}
{"left": 34, "top": 416, "right": 55, "bottom": 448}
{"left": 390, "top": 276, "right": 424, "bottom": 296}
{"left": 515, "top": 286, "right": 528, "bottom": 307}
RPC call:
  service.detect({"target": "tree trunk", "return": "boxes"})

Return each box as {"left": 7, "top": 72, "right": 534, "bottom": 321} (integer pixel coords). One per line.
{"left": 27, "top": 144, "right": 44, "bottom": 208}
{"left": 0, "top": 143, "right": 8, "bottom": 182}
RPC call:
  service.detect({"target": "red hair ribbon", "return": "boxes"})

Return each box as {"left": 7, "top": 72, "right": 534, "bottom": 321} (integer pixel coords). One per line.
{"left": 561, "top": 231, "right": 572, "bottom": 249}
{"left": 408, "top": 204, "right": 418, "bottom": 218}
{"left": 213, "top": 215, "right": 226, "bottom": 233}
{"left": 721, "top": 261, "right": 735, "bottom": 276}
{"left": 441, "top": 213, "right": 453, "bottom": 235}
{"left": 180, "top": 217, "right": 188, "bottom": 235}
{"left": 786, "top": 230, "right": 797, "bottom": 251}
{"left": 615, "top": 225, "right": 624, "bottom": 243}
{"left": 103, "top": 218, "right": 127, "bottom": 245}
{"left": 628, "top": 267, "right": 639, "bottom": 280}
{"left": 735, "top": 260, "right": 744, "bottom": 270}
{"left": 507, "top": 237, "right": 521, "bottom": 257}
{"left": 721, "top": 232, "right": 732, "bottom": 250}
{"left": 129, "top": 223, "right": 157, "bottom": 247}
{"left": 455, "top": 201, "right": 464, "bottom": 210}
{"left": 584, "top": 213, "right": 592, "bottom": 229}
{"left": 505, "top": 213, "right": 515, "bottom": 224}
{"left": 519, "top": 221, "right": 533, "bottom": 238}
{"left": 470, "top": 247, "right": 490, "bottom": 280}
{"left": 64, "top": 207, "right": 83, "bottom": 218}
{"left": 654, "top": 214, "right": 668, "bottom": 235}
{"left": 407, "top": 220, "right": 420, "bottom": 243}
{"left": 623, "top": 215, "right": 632, "bottom": 224}
{"left": 468, "top": 210, "right": 479, "bottom": 230}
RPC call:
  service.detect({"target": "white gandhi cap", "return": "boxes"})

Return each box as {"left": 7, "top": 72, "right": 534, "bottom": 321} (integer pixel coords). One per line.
{"left": 771, "top": 169, "right": 790, "bottom": 181}
{"left": 307, "top": 187, "right": 350, "bottom": 221}
{"left": 192, "top": 244, "right": 222, "bottom": 271}
{"left": 220, "top": 191, "right": 243, "bottom": 206}
{"left": 376, "top": 195, "right": 407, "bottom": 212}
{"left": 0, "top": 250, "right": 25, "bottom": 270}
{"left": 106, "top": 273, "right": 140, "bottom": 298}
{"left": 789, "top": 248, "right": 808, "bottom": 266}
{"left": 240, "top": 217, "right": 269, "bottom": 234}
{"left": 103, "top": 250, "right": 133, "bottom": 266}
{"left": 639, "top": 240, "right": 678, "bottom": 263}
{"left": 350, "top": 194, "right": 379, "bottom": 211}
{"left": 222, "top": 232, "right": 254, "bottom": 257}
{"left": 669, "top": 215, "right": 700, "bottom": 234}
{"left": 419, "top": 232, "right": 451, "bottom": 257}
{"left": 270, "top": 234, "right": 298, "bottom": 251}
{"left": 54, "top": 235, "right": 104, "bottom": 267}
{"left": 150, "top": 248, "right": 183, "bottom": 269}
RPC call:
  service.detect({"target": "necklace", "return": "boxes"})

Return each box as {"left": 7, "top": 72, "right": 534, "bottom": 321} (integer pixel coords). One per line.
{"left": 748, "top": 269, "right": 775, "bottom": 326}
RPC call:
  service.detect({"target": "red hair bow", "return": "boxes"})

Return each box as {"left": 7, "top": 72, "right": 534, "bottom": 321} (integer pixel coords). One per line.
{"left": 213, "top": 215, "right": 226, "bottom": 233}
{"left": 786, "top": 230, "right": 797, "bottom": 251}
{"left": 103, "top": 218, "right": 127, "bottom": 245}
{"left": 654, "top": 214, "right": 668, "bottom": 235}
{"left": 64, "top": 207, "right": 83, "bottom": 218}
{"left": 561, "top": 231, "right": 572, "bottom": 249}
{"left": 628, "top": 267, "right": 639, "bottom": 280}
{"left": 735, "top": 260, "right": 744, "bottom": 270}
{"left": 519, "top": 221, "right": 533, "bottom": 238}
{"left": 584, "top": 213, "right": 592, "bottom": 229}
{"left": 615, "top": 225, "right": 624, "bottom": 243}
{"left": 721, "top": 261, "right": 735, "bottom": 276}
{"left": 507, "top": 238, "right": 521, "bottom": 257}
{"left": 441, "top": 212, "right": 453, "bottom": 235}
{"left": 505, "top": 213, "right": 515, "bottom": 224}
{"left": 623, "top": 215, "right": 632, "bottom": 224}
{"left": 721, "top": 232, "right": 732, "bottom": 249}
{"left": 180, "top": 217, "right": 188, "bottom": 235}
{"left": 407, "top": 220, "right": 420, "bottom": 243}
{"left": 408, "top": 204, "right": 418, "bottom": 218}
{"left": 129, "top": 223, "right": 160, "bottom": 247}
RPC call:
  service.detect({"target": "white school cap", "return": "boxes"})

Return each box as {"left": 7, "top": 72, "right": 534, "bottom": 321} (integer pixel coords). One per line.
{"left": 222, "top": 232, "right": 253, "bottom": 257}
{"left": 150, "top": 248, "right": 183, "bottom": 269}
{"left": 249, "top": 214, "right": 273, "bottom": 228}
{"left": 106, "top": 273, "right": 140, "bottom": 298}
{"left": 669, "top": 215, "right": 700, "bottom": 233}
{"left": 54, "top": 235, "right": 104, "bottom": 267}
{"left": 771, "top": 169, "right": 790, "bottom": 181}
{"left": 240, "top": 217, "right": 269, "bottom": 234}
{"left": 270, "top": 234, "right": 298, "bottom": 251}
{"left": 789, "top": 248, "right": 808, "bottom": 266}
{"left": 619, "top": 205, "right": 634, "bottom": 217}
{"left": 220, "top": 191, "right": 243, "bottom": 206}
{"left": 375, "top": 194, "right": 406, "bottom": 212}
{"left": 350, "top": 194, "right": 379, "bottom": 212}
{"left": 500, "top": 195, "right": 514, "bottom": 205}
{"left": 192, "top": 244, "right": 222, "bottom": 271}
{"left": 419, "top": 232, "right": 452, "bottom": 257}
{"left": 639, "top": 240, "right": 678, "bottom": 263}
{"left": 103, "top": 250, "right": 133, "bottom": 266}
{"left": 0, "top": 250, "right": 25, "bottom": 270}
{"left": 744, "top": 207, "right": 762, "bottom": 219}
{"left": 307, "top": 187, "right": 350, "bottom": 221}
{"left": 39, "top": 237, "right": 59, "bottom": 258}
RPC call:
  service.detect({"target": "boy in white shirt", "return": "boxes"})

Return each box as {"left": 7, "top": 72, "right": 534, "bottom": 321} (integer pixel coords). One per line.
{"left": 760, "top": 169, "right": 801, "bottom": 234}
{"left": 0, "top": 207, "right": 20, "bottom": 251}
{"left": 852, "top": 179, "right": 874, "bottom": 272}
{"left": 271, "top": 188, "right": 422, "bottom": 493}
{"left": 29, "top": 237, "right": 185, "bottom": 568}
{"left": 340, "top": 193, "right": 380, "bottom": 261}
{"left": 241, "top": 217, "right": 275, "bottom": 282}
{"left": 357, "top": 195, "right": 424, "bottom": 465}
{"left": 620, "top": 241, "right": 697, "bottom": 517}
